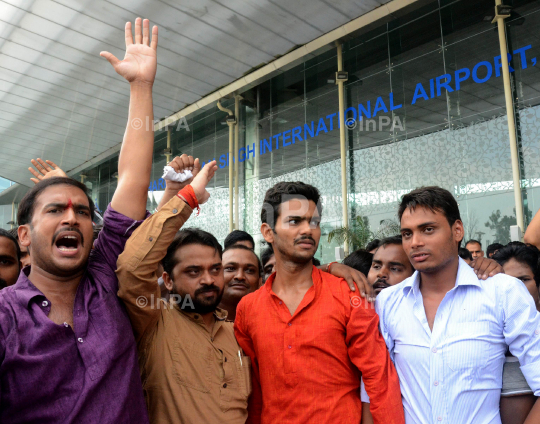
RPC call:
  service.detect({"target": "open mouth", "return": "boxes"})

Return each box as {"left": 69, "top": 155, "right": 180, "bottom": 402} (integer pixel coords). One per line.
{"left": 54, "top": 233, "right": 81, "bottom": 256}
{"left": 373, "top": 280, "right": 390, "bottom": 293}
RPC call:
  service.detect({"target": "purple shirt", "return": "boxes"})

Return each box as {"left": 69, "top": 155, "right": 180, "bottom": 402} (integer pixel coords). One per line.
{"left": 0, "top": 205, "right": 150, "bottom": 424}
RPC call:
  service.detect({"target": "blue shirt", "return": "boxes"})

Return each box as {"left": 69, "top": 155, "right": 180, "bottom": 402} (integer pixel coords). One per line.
{"left": 376, "top": 258, "right": 540, "bottom": 424}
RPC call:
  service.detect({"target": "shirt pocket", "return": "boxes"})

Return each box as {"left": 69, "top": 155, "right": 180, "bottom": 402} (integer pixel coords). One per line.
{"left": 236, "top": 356, "right": 252, "bottom": 398}
{"left": 172, "top": 340, "right": 212, "bottom": 393}
{"left": 444, "top": 321, "right": 491, "bottom": 373}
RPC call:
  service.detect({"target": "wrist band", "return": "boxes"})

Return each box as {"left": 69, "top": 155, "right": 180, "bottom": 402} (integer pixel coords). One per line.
{"left": 327, "top": 261, "right": 338, "bottom": 273}
{"left": 177, "top": 185, "right": 200, "bottom": 215}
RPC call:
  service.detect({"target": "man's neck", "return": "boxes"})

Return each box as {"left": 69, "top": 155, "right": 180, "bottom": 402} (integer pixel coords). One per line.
{"left": 218, "top": 298, "right": 238, "bottom": 322}
{"left": 28, "top": 264, "right": 82, "bottom": 299}
{"left": 273, "top": 259, "right": 313, "bottom": 293}
{"left": 419, "top": 256, "right": 460, "bottom": 296}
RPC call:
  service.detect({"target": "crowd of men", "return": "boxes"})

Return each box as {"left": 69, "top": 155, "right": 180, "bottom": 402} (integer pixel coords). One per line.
{"left": 0, "top": 18, "right": 539, "bottom": 424}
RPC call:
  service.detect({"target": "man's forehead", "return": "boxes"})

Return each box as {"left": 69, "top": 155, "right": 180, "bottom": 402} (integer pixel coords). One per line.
{"left": 176, "top": 244, "right": 221, "bottom": 265}
{"left": 374, "top": 244, "right": 407, "bottom": 262}
{"left": 223, "top": 248, "right": 259, "bottom": 266}
{"left": 0, "top": 237, "right": 17, "bottom": 256}
{"left": 401, "top": 205, "right": 445, "bottom": 224}
{"left": 280, "top": 198, "right": 320, "bottom": 216}
{"left": 35, "top": 184, "right": 89, "bottom": 207}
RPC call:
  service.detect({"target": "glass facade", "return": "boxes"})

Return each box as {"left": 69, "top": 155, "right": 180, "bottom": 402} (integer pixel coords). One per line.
{"left": 14, "top": 0, "right": 536, "bottom": 262}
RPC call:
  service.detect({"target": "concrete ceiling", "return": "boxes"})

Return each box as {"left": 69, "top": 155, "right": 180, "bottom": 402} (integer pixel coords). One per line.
{"left": 0, "top": 0, "right": 392, "bottom": 186}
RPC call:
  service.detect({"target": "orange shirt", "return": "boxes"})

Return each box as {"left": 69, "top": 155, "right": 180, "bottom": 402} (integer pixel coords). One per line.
{"left": 234, "top": 266, "right": 404, "bottom": 424}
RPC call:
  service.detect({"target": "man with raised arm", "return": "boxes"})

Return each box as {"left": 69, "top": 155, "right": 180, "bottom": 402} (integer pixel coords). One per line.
{"left": 116, "top": 160, "right": 254, "bottom": 424}
{"left": 0, "top": 18, "right": 158, "bottom": 423}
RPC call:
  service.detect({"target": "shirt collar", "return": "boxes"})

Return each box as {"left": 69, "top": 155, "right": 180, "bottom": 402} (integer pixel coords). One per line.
{"left": 403, "top": 256, "right": 480, "bottom": 298}
{"left": 263, "top": 265, "right": 320, "bottom": 295}
{"left": 14, "top": 266, "right": 46, "bottom": 307}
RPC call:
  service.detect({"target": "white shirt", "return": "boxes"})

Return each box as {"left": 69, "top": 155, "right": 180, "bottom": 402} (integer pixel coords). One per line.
{"left": 375, "top": 258, "right": 540, "bottom": 424}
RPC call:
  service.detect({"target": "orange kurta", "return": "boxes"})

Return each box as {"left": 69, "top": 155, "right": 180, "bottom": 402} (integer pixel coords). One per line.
{"left": 234, "top": 266, "right": 404, "bottom": 424}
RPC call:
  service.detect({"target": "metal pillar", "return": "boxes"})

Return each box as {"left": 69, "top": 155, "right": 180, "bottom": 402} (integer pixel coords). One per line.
{"left": 494, "top": 0, "right": 525, "bottom": 233}
{"left": 336, "top": 42, "right": 350, "bottom": 255}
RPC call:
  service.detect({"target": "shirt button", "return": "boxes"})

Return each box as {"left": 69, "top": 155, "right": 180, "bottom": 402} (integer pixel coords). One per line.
{"left": 438, "top": 417, "right": 442, "bottom": 421}
{"left": 288, "top": 345, "right": 292, "bottom": 349}
{"left": 172, "top": 208, "right": 178, "bottom": 214}
{"left": 223, "top": 383, "right": 227, "bottom": 388}
{"left": 432, "top": 347, "right": 437, "bottom": 353}
{"left": 64, "top": 322, "right": 69, "bottom": 327}
{"left": 535, "top": 329, "right": 539, "bottom": 335}
{"left": 149, "top": 237, "right": 153, "bottom": 242}
{"left": 42, "top": 300, "right": 48, "bottom": 307}
{"left": 279, "top": 301, "right": 282, "bottom": 305}
{"left": 288, "top": 323, "right": 292, "bottom": 326}
{"left": 434, "top": 381, "right": 439, "bottom": 386}
{"left": 78, "top": 338, "right": 83, "bottom": 343}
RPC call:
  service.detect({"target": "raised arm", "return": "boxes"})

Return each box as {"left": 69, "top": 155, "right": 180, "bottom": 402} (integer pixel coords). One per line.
{"left": 101, "top": 18, "right": 158, "bottom": 220}
{"left": 157, "top": 155, "right": 200, "bottom": 211}
{"left": 116, "top": 161, "right": 217, "bottom": 342}
{"left": 28, "top": 158, "right": 67, "bottom": 184}
{"left": 524, "top": 208, "right": 540, "bottom": 248}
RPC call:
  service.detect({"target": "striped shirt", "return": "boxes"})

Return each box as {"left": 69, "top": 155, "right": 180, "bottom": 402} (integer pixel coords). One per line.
{"left": 376, "top": 258, "right": 540, "bottom": 424}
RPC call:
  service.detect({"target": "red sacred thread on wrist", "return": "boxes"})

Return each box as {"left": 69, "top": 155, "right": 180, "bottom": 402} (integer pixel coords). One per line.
{"left": 177, "top": 185, "right": 200, "bottom": 215}
{"left": 327, "top": 261, "right": 338, "bottom": 273}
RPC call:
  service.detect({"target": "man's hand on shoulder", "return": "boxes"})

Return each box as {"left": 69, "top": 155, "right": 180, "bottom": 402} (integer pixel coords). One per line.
{"left": 470, "top": 257, "right": 504, "bottom": 280}
{"left": 321, "top": 262, "right": 375, "bottom": 302}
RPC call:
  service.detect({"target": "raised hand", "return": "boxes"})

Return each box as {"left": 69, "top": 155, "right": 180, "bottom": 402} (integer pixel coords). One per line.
{"left": 190, "top": 161, "right": 218, "bottom": 205}
{"left": 100, "top": 18, "right": 158, "bottom": 86}
{"left": 165, "top": 155, "right": 200, "bottom": 192}
{"left": 28, "top": 158, "right": 68, "bottom": 184}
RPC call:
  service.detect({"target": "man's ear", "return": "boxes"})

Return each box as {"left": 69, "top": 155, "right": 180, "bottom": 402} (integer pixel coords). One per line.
{"left": 162, "top": 272, "right": 174, "bottom": 291}
{"left": 260, "top": 223, "right": 274, "bottom": 244}
{"left": 453, "top": 220, "right": 464, "bottom": 244}
{"left": 18, "top": 225, "right": 31, "bottom": 248}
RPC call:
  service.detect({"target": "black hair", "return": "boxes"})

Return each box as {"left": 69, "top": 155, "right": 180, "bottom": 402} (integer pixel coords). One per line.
{"left": 0, "top": 228, "right": 21, "bottom": 263}
{"left": 365, "top": 239, "right": 382, "bottom": 252}
{"left": 312, "top": 257, "right": 321, "bottom": 266}
{"left": 493, "top": 244, "right": 540, "bottom": 288}
{"left": 261, "top": 245, "right": 274, "bottom": 267}
{"left": 458, "top": 247, "right": 473, "bottom": 261}
{"left": 261, "top": 182, "right": 322, "bottom": 228}
{"left": 342, "top": 249, "right": 373, "bottom": 277}
{"left": 465, "top": 239, "right": 482, "bottom": 249}
{"left": 379, "top": 235, "right": 403, "bottom": 249}
{"left": 398, "top": 186, "right": 461, "bottom": 228}
{"left": 487, "top": 243, "right": 504, "bottom": 257}
{"left": 224, "top": 230, "right": 255, "bottom": 250}
{"left": 222, "top": 244, "right": 262, "bottom": 275}
{"left": 162, "top": 228, "right": 223, "bottom": 276}
{"left": 17, "top": 177, "right": 95, "bottom": 226}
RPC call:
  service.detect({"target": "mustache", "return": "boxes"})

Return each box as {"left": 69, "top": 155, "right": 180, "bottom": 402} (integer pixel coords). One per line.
{"left": 194, "top": 284, "right": 221, "bottom": 296}
{"left": 51, "top": 227, "right": 85, "bottom": 247}
{"left": 228, "top": 279, "right": 249, "bottom": 288}
{"left": 373, "top": 279, "right": 390, "bottom": 286}
{"left": 294, "top": 235, "right": 316, "bottom": 245}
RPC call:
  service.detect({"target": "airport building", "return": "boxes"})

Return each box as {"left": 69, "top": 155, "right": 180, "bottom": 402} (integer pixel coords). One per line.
{"left": 1, "top": 0, "right": 539, "bottom": 261}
